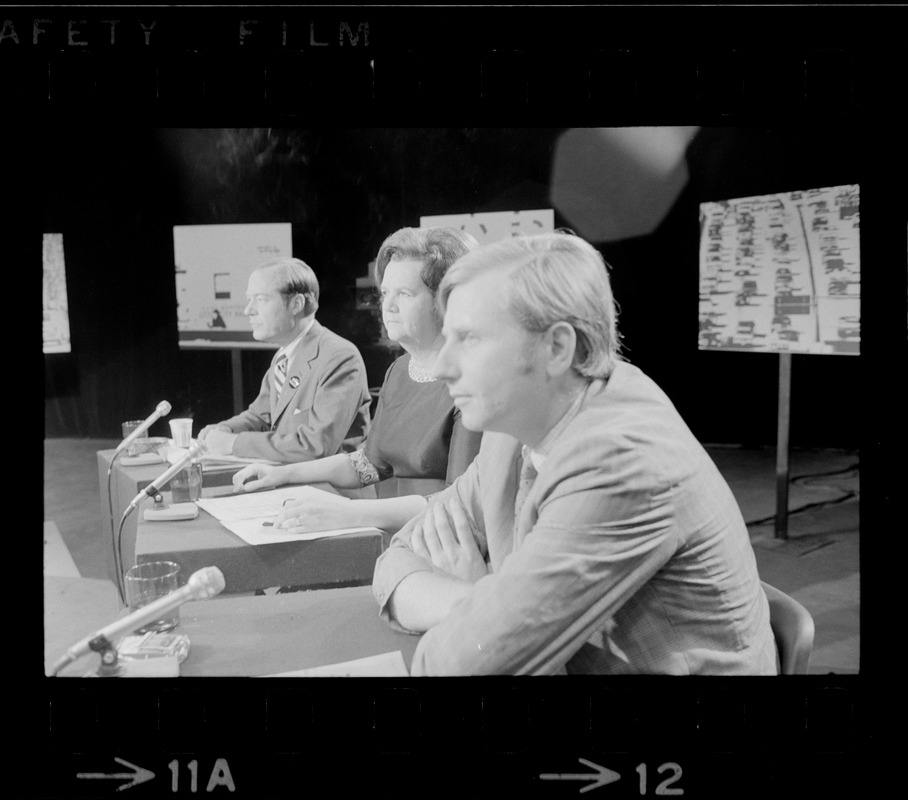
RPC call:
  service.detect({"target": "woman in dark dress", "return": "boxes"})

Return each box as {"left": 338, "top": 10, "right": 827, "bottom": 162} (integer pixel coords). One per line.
{"left": 232, "top": 226, "right": 482, "bottom": 534}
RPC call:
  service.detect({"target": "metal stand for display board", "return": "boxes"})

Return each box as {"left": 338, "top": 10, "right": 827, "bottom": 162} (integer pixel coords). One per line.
{"left": 229, "top": 349, "right": 244, "bottom": 415}
{"left": 775, "top": 352, "right": 792, "bottom": 539}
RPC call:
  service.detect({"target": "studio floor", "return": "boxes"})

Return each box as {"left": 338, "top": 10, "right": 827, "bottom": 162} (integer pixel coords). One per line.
{"left": 43, "top": 437, "right": 859, "bottom": 675}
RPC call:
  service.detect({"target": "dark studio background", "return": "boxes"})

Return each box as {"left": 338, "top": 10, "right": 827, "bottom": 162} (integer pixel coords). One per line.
{"left": 43, "top": 125, "right": 870, "bottom": 450}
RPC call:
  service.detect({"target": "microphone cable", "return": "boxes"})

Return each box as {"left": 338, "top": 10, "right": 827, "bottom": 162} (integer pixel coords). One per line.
{"left": 744, "top": 462, "right": 859, "bottom": 527}
{"left": 107, "top": 450, "right": 125, "bottom": 605}
{"left": 116, "top": 480, "right": 166, "bottom": 601}
{"left": 115, "top": 507, "right": 139, "bottom": 605}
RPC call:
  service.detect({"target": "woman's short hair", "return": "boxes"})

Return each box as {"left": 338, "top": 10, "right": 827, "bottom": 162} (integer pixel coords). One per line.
{"left": 438, "top": 231, "right": 623, "bottom": 379}
{"left": 372, "top": 227, "right": 480, "bottom": 298}
{"left": 256, "top": 257, "right": 320, "bottom": 316}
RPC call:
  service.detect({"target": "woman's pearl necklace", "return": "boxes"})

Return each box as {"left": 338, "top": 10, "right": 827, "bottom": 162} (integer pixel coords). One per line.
{"left": 408, "top": 358, "right": 437, "bottom": 383}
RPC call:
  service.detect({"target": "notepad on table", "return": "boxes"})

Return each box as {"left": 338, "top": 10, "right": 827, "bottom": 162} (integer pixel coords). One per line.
{"left": 196, "top": 486, "right": 374, "bottom": 546}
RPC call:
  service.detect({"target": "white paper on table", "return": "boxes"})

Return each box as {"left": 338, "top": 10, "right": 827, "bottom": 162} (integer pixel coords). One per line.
{"left": 263, "top": 651, "right": 410, "bottom": 677}
{"left": 165, "top": 443, "right": 280, "bottom": 467}
{"left": 220, "top": 518, "right": 374, "bottom": 545}
{"left": 197, "top": 486, "right": 309, "bottom": 520}
{"left": 196, "top": 485, "right": 374, "bottom": 545}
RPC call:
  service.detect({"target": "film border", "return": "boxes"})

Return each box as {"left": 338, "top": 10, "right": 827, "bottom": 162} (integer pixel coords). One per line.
{"left": 19, "top": 3, "right": 903, "bottom": 798}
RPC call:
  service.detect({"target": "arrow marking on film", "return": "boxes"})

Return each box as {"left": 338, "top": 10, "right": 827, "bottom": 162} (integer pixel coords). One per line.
{"left": 540, "top": 758, "right": 621, "bottom": 793}
{"left": 77, "top": 757, "right": 155, "bottom": 792}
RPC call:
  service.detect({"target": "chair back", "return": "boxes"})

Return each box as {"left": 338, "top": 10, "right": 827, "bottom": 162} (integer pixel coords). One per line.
{"left": 761, "top": 581, "right": 815, "bottom": 675}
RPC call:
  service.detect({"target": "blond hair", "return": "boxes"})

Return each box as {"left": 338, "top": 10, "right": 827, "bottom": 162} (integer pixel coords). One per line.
{"left": 438, "top": 232, "right": 623, "bottom": 378}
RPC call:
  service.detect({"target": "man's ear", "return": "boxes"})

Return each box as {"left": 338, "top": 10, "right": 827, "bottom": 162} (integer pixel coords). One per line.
{"left": 293, "top": 292, "right": 309, "bottom": 316}
{"left": 545, "top": 322, "right": 577, "bottom": 377}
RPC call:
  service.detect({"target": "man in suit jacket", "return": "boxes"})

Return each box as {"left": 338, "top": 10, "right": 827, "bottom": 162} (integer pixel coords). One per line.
{"left": 199, "top": 258, "right": 371, "bottom": 464}
{"left": 372, "top": 232, "right": 778, "bottom": 675}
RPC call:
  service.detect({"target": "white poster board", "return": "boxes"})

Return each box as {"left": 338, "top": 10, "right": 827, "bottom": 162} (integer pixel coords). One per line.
{"left": 419, "top": 209, "right": 555, "bottom": 246}
{"left": 699, "top": 185, "right": 860, "bottom": 355}
{"left": 174, "top": 223, "right": 293, "bottom": 348}
{"left": 43, "top": 233, "right": 71, "bottom": 354}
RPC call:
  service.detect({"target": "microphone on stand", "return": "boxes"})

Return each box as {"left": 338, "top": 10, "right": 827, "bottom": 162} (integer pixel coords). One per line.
{"left": 114, "top": 439, "right": 206, "bottom": 605}
{"left": 116, "top": 401, "right": 172, "bottom": 454}
{"left": 127, "top": 439, "right": 207, "bottom": 512}
{"left": 50, "top": 566, "right": 226, "bottom": 676}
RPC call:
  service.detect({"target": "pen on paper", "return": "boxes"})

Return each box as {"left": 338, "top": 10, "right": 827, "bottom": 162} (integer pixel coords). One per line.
{"left": 259, "top": 500, "right": 291, "bottom": 526}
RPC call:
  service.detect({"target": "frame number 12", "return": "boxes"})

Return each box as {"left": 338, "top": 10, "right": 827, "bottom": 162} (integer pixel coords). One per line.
{"left": 636, "top": 762, "right": 683, "bottom": 795}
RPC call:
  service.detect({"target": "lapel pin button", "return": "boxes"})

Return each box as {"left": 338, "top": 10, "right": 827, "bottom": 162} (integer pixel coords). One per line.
{"left": 289, "top": 376, "right": 300, "bottom": 389}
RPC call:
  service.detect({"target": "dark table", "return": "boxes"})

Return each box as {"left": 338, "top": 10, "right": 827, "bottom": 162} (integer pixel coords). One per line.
{"left": 45, "top": 578, "right": 419, "bottom": 677}
{"left": 96, "top": 449, "right": 239, "bottom": 591}
{"left": 179, "top": 585, "right": 420, "bottom": 676}
{"left": 100, "top": 449, "right": 383, "bottom": 597}
{"left": 135, "top": 486, "right": 385, "bottom": 594}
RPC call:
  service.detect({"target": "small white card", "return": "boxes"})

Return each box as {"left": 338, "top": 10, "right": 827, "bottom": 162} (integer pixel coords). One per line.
{"left": 263, "top": 651, "right": 409, "bottom": 678}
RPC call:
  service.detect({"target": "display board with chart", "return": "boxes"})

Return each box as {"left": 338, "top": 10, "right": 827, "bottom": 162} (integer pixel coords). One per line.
{"left": 43, "top": 233, "right": 71, "bottom": 355}
{"left": 699, "top": 185, "right": 860, "bottom": 356}
{"left": 419, "top": 209, "right": 555, "bottom": 246}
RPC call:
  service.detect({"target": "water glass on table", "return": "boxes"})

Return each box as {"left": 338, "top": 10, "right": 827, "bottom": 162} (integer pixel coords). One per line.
{"left": 121, "top": 419, "right": 145, "bottom": 456}
{"left": 170, "top": 461, "right": 203, "bottom": 503}
{"left": 169, "top": 418, "right": 193, "bottom": 448}
{"left": 123, "top": 561, "right": 182, "bottom": 633}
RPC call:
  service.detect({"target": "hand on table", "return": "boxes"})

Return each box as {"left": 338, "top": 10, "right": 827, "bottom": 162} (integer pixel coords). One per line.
{"left": 233, "top": 463, "right": 285, "bottom": 492}
{"left": 198, "top": 423, "right": 231, "bottom": 442}
{"left": 411, "top": 495, "right": 488, "bottom": 583}
{"left": 203, "top": 428, "right": 238, "bottom": 455}
{"left": 272, "top": 487, "right": 356, "bottom": 534}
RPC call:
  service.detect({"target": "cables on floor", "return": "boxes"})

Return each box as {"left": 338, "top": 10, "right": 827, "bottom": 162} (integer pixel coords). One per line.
{"left": 744, "top": 463, "right": 859, "bottom": 527}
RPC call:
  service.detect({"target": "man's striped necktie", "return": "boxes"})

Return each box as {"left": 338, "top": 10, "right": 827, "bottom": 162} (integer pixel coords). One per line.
{"left": 274, "top": 353, "right": 288, "bottom": 395}
{"left": 514, "top": 445, "right": 537, "bottom": 532}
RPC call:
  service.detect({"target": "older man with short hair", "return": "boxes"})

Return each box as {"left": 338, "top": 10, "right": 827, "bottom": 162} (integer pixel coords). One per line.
{"left": 372, "top": 232, "right": 777, "bottom": 675}
{"left": 199, "top": 258, "right": 371, "bottom": 464}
